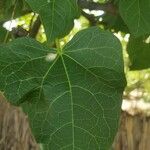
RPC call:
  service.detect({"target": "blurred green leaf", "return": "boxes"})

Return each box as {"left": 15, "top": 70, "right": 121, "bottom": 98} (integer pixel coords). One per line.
{"left": 0, "top": 25, "right": 7, "bottom": 43}
{"left": 127, "top": 36, "right": 150, "bottom": 70}
{"left": 25, "top": 0, "right": 80, "bottom": 42}
{"left": 102, "top": 14, "right": 129, "bottom": 33}
{"left": 0, "top": 0, "right": 30, "bottom": 21}
{"left": 119, "top": 0, "right": 150, "bottom": 37}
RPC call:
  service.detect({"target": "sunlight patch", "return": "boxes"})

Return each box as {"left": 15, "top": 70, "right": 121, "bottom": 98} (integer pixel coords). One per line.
{"left": 3, "top": 20, "right": 17, "bottom": 31}
{"left": 45, "top": 53, "right": 57, "bottom": 62}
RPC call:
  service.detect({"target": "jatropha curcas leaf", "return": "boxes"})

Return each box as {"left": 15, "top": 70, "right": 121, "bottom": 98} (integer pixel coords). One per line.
{"left": 127, "top": 36, "right": 150, "bottom": 70}
{"left": 119, "top": 0, "right": 150, "bottom": 37}
{"left": 25, "top": 0, "right": 80, "bottom": 42}
{"left": 0, "top": 27, "right": 126, "bottom": 149}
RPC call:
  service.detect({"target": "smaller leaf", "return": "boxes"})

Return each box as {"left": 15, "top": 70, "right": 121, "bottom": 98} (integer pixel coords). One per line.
{"left": 119, "top": 0, "right": 150, "bottom": 37}
{"left": 25, "top": 0, "right": 80, "bottom": 42}
{"left": 127, "top": 36, "right": 150, "bottom": 70}
{"left": 102, "top": 14, "right": 129, "bottom": 33}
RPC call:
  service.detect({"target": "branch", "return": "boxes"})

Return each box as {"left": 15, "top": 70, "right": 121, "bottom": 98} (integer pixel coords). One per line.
{"left": 12, "top": 26, "right": 29, "bottom": 38}
{"left": 29, "top": 16, "right": 41, "bottom": 38}
{"left": 81, "top": 10, "right": 98, "bottom": 26}
{"left": 11, "top": 16, "right": 41, "bottom": 39}
{"left": 81, "top": 10, "right": 108, "bottom": 27}
{"left": 78, "top": 0, "right": 117, "bottom": 15}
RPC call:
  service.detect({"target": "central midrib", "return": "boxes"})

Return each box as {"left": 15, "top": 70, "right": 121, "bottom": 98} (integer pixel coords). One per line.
{"left": 61, "top": 55, "right": 75, "bottom": 149}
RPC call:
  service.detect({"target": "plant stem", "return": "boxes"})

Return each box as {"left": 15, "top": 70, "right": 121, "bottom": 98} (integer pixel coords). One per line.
{"left": 4, "top": 0, "right": 18, "bottom": 43}
{"left": 56, "top": 39, "right": 62, "bottom": 54}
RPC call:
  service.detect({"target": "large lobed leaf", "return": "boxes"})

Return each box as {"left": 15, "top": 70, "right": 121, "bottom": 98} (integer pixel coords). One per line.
{"left": 0, "top": 27, "right": 126, "bottom": 149}
{"left": 25, "top": 0, "right": 80, "bottom": 42}
{"left": 119, "top": 0, "right": 150, "bottom": 37}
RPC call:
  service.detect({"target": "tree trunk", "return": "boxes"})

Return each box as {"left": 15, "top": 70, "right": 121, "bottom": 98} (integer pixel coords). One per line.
{"left": 1, "top": 94, "right": 150, "bottom": 150}
{"left": 112, "top": 111, "right": 150, "bottom": 150}
{"left": 0, "top": 95, "right": 39, "bottom": 150}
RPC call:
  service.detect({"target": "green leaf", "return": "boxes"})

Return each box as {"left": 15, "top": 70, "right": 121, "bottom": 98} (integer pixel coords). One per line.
{"left": 25, "top": 0, "right": 80, "bottom": 42}
{"left": 0, "top": 27, "right": 126, "bottom": 149}
{"left": 0, "top": 0, "right": 28, "bottom": 20}
{"left": 127, "top": 36, "right": 150, "bottom": 70}
{"left": 102, "top": 14, "right": 129, "bottom": 33}
{"left": 119, "top": 0, "right": 150, "bottom": 37}
{"left": 0, "top": 24, "right": 7, "bottom": 43}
